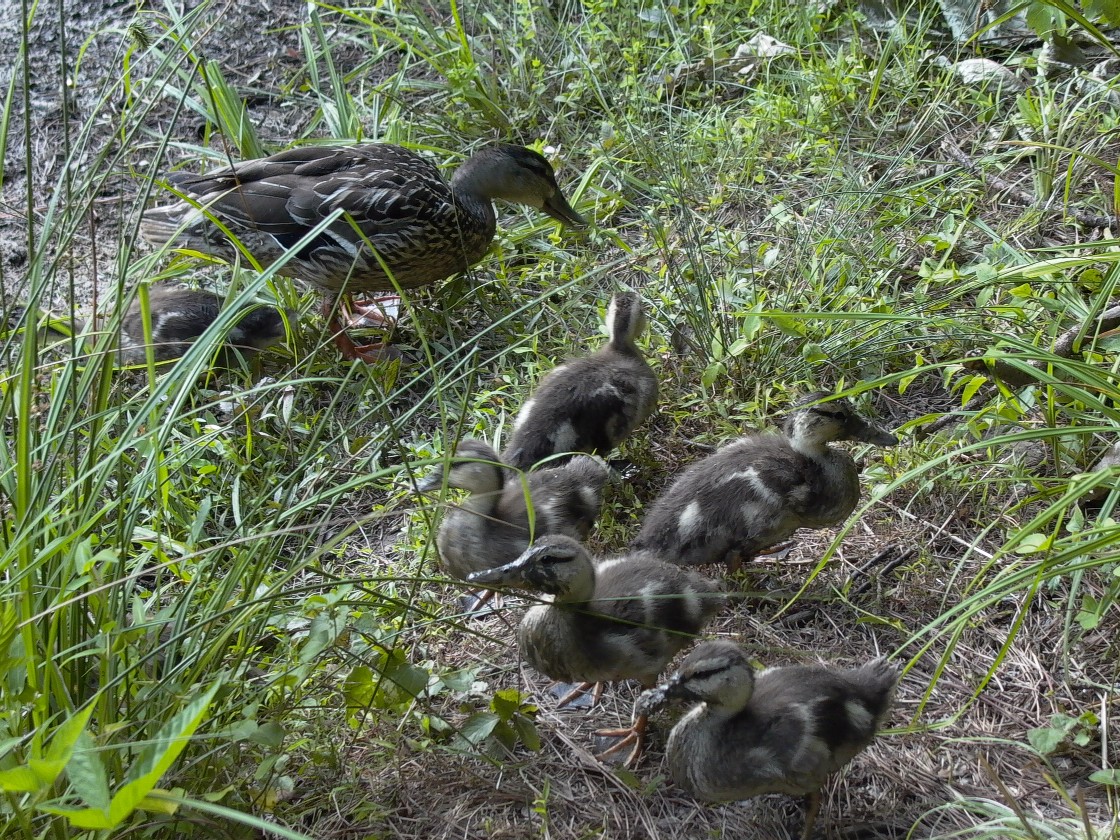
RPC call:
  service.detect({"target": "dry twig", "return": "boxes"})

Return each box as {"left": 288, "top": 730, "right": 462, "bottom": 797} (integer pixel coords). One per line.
{"left": 921, "top": 304, "right": 1120, "bottom": 436}
{"left": 941, "top": 139, "right": 1120, "bottom": 230}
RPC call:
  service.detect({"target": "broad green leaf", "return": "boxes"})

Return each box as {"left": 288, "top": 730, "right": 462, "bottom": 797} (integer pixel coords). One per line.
{"left": 490, "top": 720, "right": 516, "bottom": 750}
{"left": 1014, "top": 532, "right": 1051, "bottom": 554}
{"left": 728, "top": 337, "right": 752, "bottom": 357}
{"left": 1090, "top": 769, "right": 1120, "bottom": 785}
{"left": 512, "top": 715, "right": 541, "bottom": 751}
{"left": 1027, "top": 725, "right": 1065, "bottom": 754}
{"left": 1025, "top": 4, "right": 1062, "bottom": 37}
{"left": 136, "top": 789, "right": 180, "bottom": 814}
{"left": 387, "top": 662, "right": 428, "bottom": 699}
{"left": 343, "top": 665, "right": 375, "bottom": 708}
{"left": 458, "top": 712, "right": 500, "bottom": 745}
{"left": 700, "top": 362, "right": 725, "bottom": 389}
{"left": 39, "top": 805, "right": 112, "bottom": 829}
{"left": 801, "top": 342, "right": 826, "bottom": 363}
{"left": 66, "top": 730, "right": 111, "bottom": 813}
{"left": 1085, "top": 0, "right": 1120, "bottom": 24}
{"left": 961, "top": 374, "right": 987, "bottom": 404}
{"left": 106, "top": 681, "right": 220, "bottom": 825}
{"left": 490, "top": 688, "right": 523, "bottom": 720}
{"left": 298, "top": 612, "right": 346, "bottom": 664}
{"left": 248, "top": 722, "right": 286, "bottom": 748}
{"left": 45, "top": 705, "right": 95, "bottom": 767}
{"left": 0, "top": 766, "right": 43, "bottom": 793}
{"left": 768, "top": 313, "right": 805, "bottom": 336}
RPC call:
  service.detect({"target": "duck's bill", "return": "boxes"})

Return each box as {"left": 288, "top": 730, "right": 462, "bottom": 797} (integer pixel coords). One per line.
{"left": 466, "top": 558, "right": 526, "bottom": 586}
{"left": 634, "top": 685, "right": 669, "bottom": 717}
{"left": 415, "top": 468, "right": 445, "bottom": 493}
{"left": 543, "top": 192, "right": 588, "bottom": 228}
{"left": 855, "top": 420, "right": 900, "bottom": 447}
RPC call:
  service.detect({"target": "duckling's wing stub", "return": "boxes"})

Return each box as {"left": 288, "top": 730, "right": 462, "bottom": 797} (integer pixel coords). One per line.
{"left": 589, "top": 559, "right": 724, "bottom": 676}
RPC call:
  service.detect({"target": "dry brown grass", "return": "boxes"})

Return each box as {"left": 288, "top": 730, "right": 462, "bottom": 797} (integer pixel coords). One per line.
{"left": 293, "top": 488, "right": 1119, "bottom": 840}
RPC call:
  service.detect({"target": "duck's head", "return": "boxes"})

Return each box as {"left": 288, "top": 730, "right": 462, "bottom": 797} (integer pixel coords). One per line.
{"left": 454, "top": 144, "right": 587, "bottom": 228}
{"left": 606, "top": 291, "right": 648, "bottom": 347}
{"left": 640, "top": 639, "right": 756, "bottom": 715}
{"left": 416, "top": 439, "right": 505, "bottom": 496}
{"left": 784, "top": 392, "right": 899, "bottom": 454}
{"left": 466, "top": 534, "right": 594, "bottom": 598}
{"left": 229, "top": 304, "right": 295, "bottom": 351}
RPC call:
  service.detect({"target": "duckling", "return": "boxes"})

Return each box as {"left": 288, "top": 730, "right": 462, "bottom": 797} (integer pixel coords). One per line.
{"left": 141, "top": 143, "right": 586, "bottom": 362}
{"left": 630, "top": 392, "right": 899, "bottom": 573}
{"left": 116, "top": 284, "right": 291, "bottom": 364}
{"left": 468, "top": 534, "right": 724, "bottom": 766}
{"left": 417, "top": 440, "right": 609, "bottom": 607}
{"left": 19, "top": 283, "right": 290, "bottom": 365}
{"left": 636, "top": 639, "right": 899, "bottom": 840}
{"left": 502, "top": 291, "right": 658, "bottom": 470}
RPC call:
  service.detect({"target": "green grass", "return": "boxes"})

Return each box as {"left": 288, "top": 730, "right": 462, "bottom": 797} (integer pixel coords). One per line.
{"left": 2, "top": 0, "right": 1120, "bottom": 836}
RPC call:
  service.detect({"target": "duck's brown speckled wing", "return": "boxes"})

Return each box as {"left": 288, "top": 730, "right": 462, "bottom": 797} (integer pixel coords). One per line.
{"left": 146, "top": 145, "right": 494, "bottom": 291}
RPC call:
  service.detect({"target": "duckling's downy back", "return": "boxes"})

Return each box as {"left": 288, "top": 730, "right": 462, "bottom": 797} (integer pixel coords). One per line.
{"left": 631, "top": 393, "right": 897, "bottom": 570}
{"left": 503, "top": 291, "right": 658, "bottom": 470}
{"left": 653, "top": 640, "right": 898, "bottom": 802}
{"left": 474, "top": 536, "right": 723, "bottom": 686}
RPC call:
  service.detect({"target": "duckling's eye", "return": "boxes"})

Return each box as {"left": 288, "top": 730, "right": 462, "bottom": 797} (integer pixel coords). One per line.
{"left": 541, "top": 553, "right": 574, "bottom": 565}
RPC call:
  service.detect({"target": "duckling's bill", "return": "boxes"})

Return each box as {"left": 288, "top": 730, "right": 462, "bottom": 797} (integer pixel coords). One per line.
{"left": 465, "top": 542, "right": 554, "bottom": 588}
{"left": 851, "top": 415, "right": 900, "bottom": 447}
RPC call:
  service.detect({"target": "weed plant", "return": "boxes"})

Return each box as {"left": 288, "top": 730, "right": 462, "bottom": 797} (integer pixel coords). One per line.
{"left": 1, "top": 0, "right": 1118, "bottom": 836}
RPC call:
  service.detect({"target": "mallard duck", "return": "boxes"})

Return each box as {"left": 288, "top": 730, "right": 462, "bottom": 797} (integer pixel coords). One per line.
{"left": 140, "top": 143, "right": 586, "bottom": 362}
{"left": 630, "top": 392, "right": 898, "bottom": 573}
{"left": 417, "top": 440, "right": 609, "bottom": 605}
{"left": 468, "top": 534, "right": 724, "bottom": 766}
{"left": 502, "top": 290, "right": 658, "bottom": 470}
{"left": 23, "top": 283, "right": 290, "bottom": 365}
{"left": 636, "top": 639, "right": 899, "bottom": 840}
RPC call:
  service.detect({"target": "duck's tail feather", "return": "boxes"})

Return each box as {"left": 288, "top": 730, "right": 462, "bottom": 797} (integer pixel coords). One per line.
{"left": 139, "top": 204, "right": 203, "bottom": 248}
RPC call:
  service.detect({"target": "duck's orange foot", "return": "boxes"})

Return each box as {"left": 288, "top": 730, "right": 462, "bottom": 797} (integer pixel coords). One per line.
{"left": 331, "top": 331, "right": 404, "bottom": 363}
{"left": 550, "top": 681, "right": 604, "bottom": 709}
{"left": 593, "top": 713, "right": 649, "bottom": 768}
{"left": 346, "top": 295, "right": 400, "bottom": 328}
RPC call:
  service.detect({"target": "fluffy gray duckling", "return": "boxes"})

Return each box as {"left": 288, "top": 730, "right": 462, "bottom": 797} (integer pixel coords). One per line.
{"left": 630, "top": 392, "right": 899, "bottom": 573}
{"left": 502, "top": 291, "right": 658, "bottom": 470}
{"left": 636, "top": 639, "right": 899, "bottom": 840}
{"left": 115, "top": 284, "right": 290, "bottom": 364}
{"left": 469, "top": 534, "right": 724, "bottom": 766}
{"left": 418, "top": 440, "right": 609, "bottom": 608}
{"left": 141, "top": 143, "right": 586, "bottom": 362}
{"left": 20, "top": 283, "right": 290, "bottom": 365}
